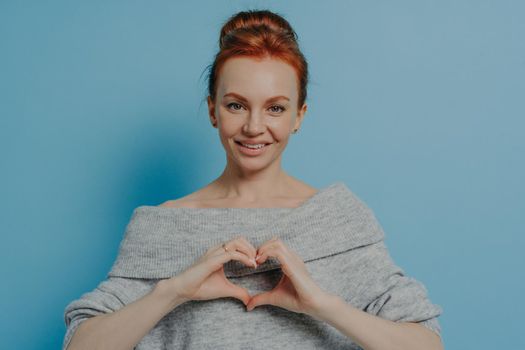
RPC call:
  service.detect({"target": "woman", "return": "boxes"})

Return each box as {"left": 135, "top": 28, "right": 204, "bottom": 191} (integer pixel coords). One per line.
{"left": 63, "top": 9, "right": 443, "bottom": 350}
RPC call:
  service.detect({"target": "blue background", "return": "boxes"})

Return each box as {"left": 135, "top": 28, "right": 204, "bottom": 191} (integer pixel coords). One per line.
{"left": 1, "top": 1, "right": 523, "bottom": 349}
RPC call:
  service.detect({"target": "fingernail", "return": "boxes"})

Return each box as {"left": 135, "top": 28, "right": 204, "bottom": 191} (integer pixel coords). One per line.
{"left": 252, "top": 259, "right": 257, "bottom": 268}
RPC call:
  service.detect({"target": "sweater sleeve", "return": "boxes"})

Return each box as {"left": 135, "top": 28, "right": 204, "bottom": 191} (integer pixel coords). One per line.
{"left": 359, "top": 240, "right": 444, "bottom": 340}
{"left": 61, "top": 276, "right": 153, "bottom": 350}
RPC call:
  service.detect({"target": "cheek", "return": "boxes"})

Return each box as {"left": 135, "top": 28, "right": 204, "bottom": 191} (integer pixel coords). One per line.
{"left": 217, "top": 120, "right": 239, "bottom": 138}
{"left": 268, "top": 122, "right": 293, "bottom": 142}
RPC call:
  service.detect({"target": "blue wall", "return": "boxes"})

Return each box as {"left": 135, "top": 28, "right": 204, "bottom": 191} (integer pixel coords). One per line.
{"left": 1, "top": 1, "right": 523, "bottom": 349}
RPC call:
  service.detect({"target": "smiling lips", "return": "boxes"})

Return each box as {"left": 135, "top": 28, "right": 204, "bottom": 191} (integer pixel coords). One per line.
{"left": 235, "top": 140, "right": 272, "bottom": 146}
{"left": 235, "top": 140, "right": 272, "bottom": 155}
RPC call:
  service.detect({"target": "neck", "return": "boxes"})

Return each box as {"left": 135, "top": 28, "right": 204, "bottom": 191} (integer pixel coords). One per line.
{"left": 213, "top": 163, "right": 293, "bottom": 202}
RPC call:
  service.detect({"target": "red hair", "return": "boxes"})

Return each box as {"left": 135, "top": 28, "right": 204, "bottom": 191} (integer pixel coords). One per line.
{"left": 204, "top": 9, "right": 309, "bottom": 109}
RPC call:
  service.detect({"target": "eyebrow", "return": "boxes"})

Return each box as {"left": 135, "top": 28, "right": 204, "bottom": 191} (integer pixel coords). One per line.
{"left": 223, "top": 92, "right": 290, "bottom": 103}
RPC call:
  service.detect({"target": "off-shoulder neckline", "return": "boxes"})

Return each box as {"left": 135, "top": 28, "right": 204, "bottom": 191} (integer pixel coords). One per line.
{"left": 135, "top": 181, "right": 346, "bottom": 213}
{"left": 108, "top": 180, "right": 387, "bottom": 279}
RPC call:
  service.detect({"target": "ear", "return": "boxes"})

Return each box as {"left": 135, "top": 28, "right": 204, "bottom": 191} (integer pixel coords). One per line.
{"left": 207, "top": 95, "right": 217, "bottom": 128}
{"left": 293, "top": 103, "right": 308, "bottom": 131}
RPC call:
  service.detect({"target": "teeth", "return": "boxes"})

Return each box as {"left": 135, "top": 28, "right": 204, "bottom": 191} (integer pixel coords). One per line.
{"left": 241, "top": 143, "right": 265, "bottom": 149}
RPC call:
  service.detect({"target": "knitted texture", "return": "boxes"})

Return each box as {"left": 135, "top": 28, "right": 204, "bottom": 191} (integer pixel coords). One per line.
{"left": 63, "top": 181, "right": 443, "bottom": 349}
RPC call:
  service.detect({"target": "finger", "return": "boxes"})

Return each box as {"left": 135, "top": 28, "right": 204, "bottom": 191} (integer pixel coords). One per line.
{"left": 256, "top": 246, "right": 289, "bottom": 266}
{"left": 255, "top": 239, "right": 284, "bottom": 263}
{"left": 246, "top": 291, "right": 274, "bottom": 311}
{"left": 255, "top": 236, "right": 280, "bottom": 257}
{"left": 205, "top": 243, "right": 229, "bottom": 258}
{"left": 209, "top": 238, "right": 257, "bottom": 266}
{"left": 208, "top": 250, "right": 256, "bottom": 270}
{"left": 230, "top": 236, "right": 257, "bottom": 262}
{"left": 207, "top": 235, "right": 248, "bottom": 252}
{"left": 255, "top": 247, "right": 312, "bottom": 293}
{"left": 206, "top": 240, "right": 243, "bottom": 258}
{"left": 234, "top": 236, "right": 257, "bottom": 260}
{"left": 255, "top": 246, "right": 299, "bottom": 279}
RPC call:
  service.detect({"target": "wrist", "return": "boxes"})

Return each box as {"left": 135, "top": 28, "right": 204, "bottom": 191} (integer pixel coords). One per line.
{"left": 154, "top": 277, "right": 189, "bottom": 310}
{"left": 309, "top": 292, "right": 345, "bottom": 322}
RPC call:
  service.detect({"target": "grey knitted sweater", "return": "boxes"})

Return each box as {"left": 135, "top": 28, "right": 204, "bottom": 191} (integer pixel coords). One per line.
{"left": 62, "top": 181, "right": 443, "bottom": 350}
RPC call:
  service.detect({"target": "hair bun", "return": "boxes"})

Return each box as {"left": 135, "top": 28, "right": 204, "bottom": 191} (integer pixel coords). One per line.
{"left": 219, "top": 10, "right": 297, "bottom": 48}
{"left": 205, "top": 9, "right": 309, "bottom": 110}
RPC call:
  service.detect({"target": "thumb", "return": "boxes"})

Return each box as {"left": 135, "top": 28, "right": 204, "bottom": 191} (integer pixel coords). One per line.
{"left": 246, "top": 291, "right": 274, "bottom": 311}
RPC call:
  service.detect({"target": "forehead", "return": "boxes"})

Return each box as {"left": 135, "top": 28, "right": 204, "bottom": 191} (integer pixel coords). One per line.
{"left": 217, "top": 56, "right": 298, "bottom": 101}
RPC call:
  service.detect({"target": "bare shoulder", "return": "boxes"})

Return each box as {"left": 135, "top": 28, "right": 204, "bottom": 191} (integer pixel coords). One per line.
{"left": 158, "top": 189, "right": 209, "bottom": 208}
{"left": 158, "top": 197, "right": 198, "bottom": 208}
{"left": 299, "top": 182, "right": 319, "bottom": 196}
{"left": 158, "top": 199, "right": 189, "bottom": 208}
{"left": 288, "top": 178, "right": 318, "bottom": 197}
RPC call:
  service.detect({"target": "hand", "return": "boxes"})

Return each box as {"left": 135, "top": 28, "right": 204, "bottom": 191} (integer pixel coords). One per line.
{"left": 166, "top": 236, "right": 258, "bottom": 306}
{"left": 246, "top": 236, "right": 331, "bottom": 316}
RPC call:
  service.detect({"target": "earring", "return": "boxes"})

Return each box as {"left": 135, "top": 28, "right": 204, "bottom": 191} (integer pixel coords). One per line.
{"left": 292, "top": 128, "right": 298, "bottom": 134}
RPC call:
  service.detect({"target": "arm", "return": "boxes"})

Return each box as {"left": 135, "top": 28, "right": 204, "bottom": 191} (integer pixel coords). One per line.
{"left": 307, "top": 237, "right": 443, "bottom": 350}
{"left": 66, "top": 278, "right": 185, "bottom": 350}
{"left": 311, "top": 293, "right": 443, "bottom": 350}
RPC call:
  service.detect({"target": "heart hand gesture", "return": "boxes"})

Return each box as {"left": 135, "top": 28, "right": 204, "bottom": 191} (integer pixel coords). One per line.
{"left": 161, "top": 235, "right": 332, "bottom": 319}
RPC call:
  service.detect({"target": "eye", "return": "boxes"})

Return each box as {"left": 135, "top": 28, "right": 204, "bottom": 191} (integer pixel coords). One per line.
{"left": 269, "top": 105, "right": 286, "bottom": 113}
{"left": 226, "top": 102, "right": 244, "bottom": 111}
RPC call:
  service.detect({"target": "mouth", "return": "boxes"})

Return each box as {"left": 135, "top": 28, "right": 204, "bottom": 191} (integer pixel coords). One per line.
{"left": 234, "top": 140, "right": 272, "bottom": 147}
{"left": 234, "top": 140, "right": 273, "bottom": 154}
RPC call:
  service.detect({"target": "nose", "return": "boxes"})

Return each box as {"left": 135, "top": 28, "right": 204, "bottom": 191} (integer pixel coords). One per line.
{"left": 242, "top": 113, "right": 266, "bottom": 135}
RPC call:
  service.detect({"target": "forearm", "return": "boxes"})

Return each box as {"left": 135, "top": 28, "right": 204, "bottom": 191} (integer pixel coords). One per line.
{"left": 67, "top": 278, "right": 186, "bottom": 350}
{"left": 310, "top": 294, "right": 443, "bottom": 350}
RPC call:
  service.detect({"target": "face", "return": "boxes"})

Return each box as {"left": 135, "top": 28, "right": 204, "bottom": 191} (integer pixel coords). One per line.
{"left": 207, "top": 56, "right": 307, "bottom": 173}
